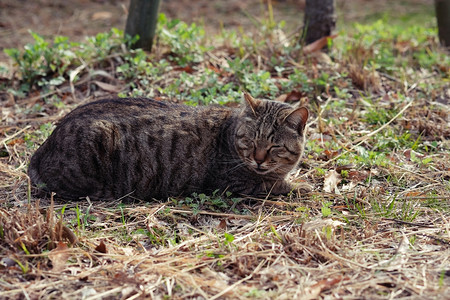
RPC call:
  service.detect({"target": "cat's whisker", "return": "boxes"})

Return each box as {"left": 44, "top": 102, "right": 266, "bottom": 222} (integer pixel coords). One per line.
{"left": 223, "top": 162, "right": 248, "bottom": 174}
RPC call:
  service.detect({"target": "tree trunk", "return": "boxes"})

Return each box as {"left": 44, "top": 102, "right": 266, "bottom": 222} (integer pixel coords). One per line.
{"left": 435, "top": 0, "right": 450, "bottom": 47}
{"left": 303, "top": 0, "right": 336, "bottom": 49}
{"left": 125, "top": 0, "right": 161, "bottom": 51}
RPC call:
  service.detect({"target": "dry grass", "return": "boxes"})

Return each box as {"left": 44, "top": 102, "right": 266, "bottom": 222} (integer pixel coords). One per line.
{"left": 1, "top": 87, "right": 449, "bottom": 299}
{"left": 0, "top": 193, "right": 448, "bottom": 299}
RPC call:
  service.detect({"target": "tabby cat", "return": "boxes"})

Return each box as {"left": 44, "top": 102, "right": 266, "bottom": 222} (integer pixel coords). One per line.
{"left": 28, "top": 93, "right": 309, "bottom": 200}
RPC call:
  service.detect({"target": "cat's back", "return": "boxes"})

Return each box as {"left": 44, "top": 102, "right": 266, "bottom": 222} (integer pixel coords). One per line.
{"left": 59, "top": 97, "right": 231, "bottom": 129}
{"left": 59, "top": 97, "right": 182, "bottom": 123}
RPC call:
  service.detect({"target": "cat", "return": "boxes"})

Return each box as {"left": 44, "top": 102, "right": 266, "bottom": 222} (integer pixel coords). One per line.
{"left": 28, "top": 93, "right": 309, "bottom": 201}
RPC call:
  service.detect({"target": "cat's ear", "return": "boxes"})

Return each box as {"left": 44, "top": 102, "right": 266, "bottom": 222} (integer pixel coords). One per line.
{"left": 243, "top": 92, "right": 261, "bottom": 115}
{"left": 284, "top": 107, "right": 309, "bottom": 133}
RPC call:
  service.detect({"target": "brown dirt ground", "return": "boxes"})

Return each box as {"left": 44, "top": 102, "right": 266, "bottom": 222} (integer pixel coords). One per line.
{"left": 0, "top": 0, "right": 434, "bottom": 62}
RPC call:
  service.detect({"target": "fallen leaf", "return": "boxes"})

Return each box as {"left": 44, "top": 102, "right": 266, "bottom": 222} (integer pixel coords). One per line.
{"left": 403, "top": 149, "right": 425, "bottom": 161}
{"left": 303, "top": 219, "right": 345, "bottom": 231}
{"left": 7, "top": 138, "right": 24, "bottom": 146}
{"left": 276, "top": 90, "right": 307, "bottom": 103}
{"left": 218, "top": 219, "right": 227, "bottom": 230}
{"left": 207, "top": 63, "right": 221, "bottom": 73}
{"left": 93, "top": 81, "right": 122, "bottom": 93}
{"left": 303, "top": 34, "right": 338, "bottom": 54}
{"left": 275, "top": 94, "right": 288, "bottom": 102}
{"left": 404, "top": 191, "right": 422, "bottom": 197}
{"left": 323, "top": 170, "right": 342, "bottom": 194}
{"left": 341, "top": 181, "right": 357, "bottom": 192}
{"left": 285, "top": 90, "right": 305, "bottom": 103}
{"left": 309, "top": 133, "right": 332, "bottom": 142}
{"left": 173, "top": 65, "right": 194, "bottom": 73}
{"left": 61, "top": 225, "right": 78, "bottom": 244}
{"left": 113, "top": 272, "right": 138, "bottom": 284}
{"left": 90, "top": 69, "right": 119, "bottom": 81}
{"left": 395, "top": 40, "right": 411, "bottom": 54}
{"left": 404, "top": 149, "right": 412, "bottom": 160}
{"left": 301, "top": 276, "right": 347, "bottom": 299}
{"left": 49, "top": 242, "right": 70, "bottom": 272}
{"left": 95, "top": 240, "right": 107, "bottom": 253}
{"left": 206, "top": 63, "right": 230, "bottom": 77}
{"left": 347, "top": 170, "right": 369, "bottom": 182}
{"left": 324, "top": 149, "right": 340, "bottom": 160}
{"left": 308, "top": 51, "right": 333, "bottom": 64}
{"left": 80, "top": 287, "right": 98, "bottom": 298}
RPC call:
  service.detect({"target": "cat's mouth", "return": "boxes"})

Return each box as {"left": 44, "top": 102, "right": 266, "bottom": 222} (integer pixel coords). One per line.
{"left": 253, "top": 165, "right": 270, "bottom": 174}
{"left": 245, "top": 158, "right": 273, "bottom": 175}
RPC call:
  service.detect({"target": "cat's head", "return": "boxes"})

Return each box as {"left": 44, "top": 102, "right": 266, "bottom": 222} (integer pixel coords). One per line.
{"left": 234, "top": 92, "right": 309, "bottom": 177}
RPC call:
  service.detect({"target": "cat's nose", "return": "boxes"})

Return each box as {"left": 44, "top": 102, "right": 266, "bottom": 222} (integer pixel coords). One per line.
{"left": 254, "top": 149, "right": 266, "bottom": 165}
{"left": 255, "top": 158, "right": 264, "bottom": 165}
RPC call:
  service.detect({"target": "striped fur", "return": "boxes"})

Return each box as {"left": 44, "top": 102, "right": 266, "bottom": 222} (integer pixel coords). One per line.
{"left": 28, "top": 94, "right": 308, "bottom": 200}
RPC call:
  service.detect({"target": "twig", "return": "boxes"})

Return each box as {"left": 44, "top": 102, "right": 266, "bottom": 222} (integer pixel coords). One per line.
{"left": 415, "top": 233, "right": 450, "bottom": 246}
{"left": 379, "top": 72, "right": 400, "bottom": 82}
{"left": 382, "top": 218, "right": 436, "bottom": 228}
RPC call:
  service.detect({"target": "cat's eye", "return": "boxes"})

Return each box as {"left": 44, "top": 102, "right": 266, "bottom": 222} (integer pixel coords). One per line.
{"left": 270, "top": 145, "right": 284, "bottom": 154}
{"left": 270, "top": 146, "right": 292, "bottom": 159}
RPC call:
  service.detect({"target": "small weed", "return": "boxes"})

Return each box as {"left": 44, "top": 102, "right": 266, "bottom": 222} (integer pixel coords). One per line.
{"left": 119, "top": 204, "right": 126, "bottom": 225}
{"left": 321, "top": 201, "right": 332, "bottom": 217}
{"left": 241, "top": 71, "right": 279, "bottom": 98}
{"left": 147, "top": 227, "right": 169, "bottom": 246}
{"left": 372, "top": 196, "right": 419, "bottom": 222}
{"left": 322, "top": 225, "right": 333, "bottom": 240}
{"left": 178, "top": 191, "right": 233, "bottom": 215}
{"left": 372, "top": 197, "right": 396, "bottom": 218}
{"left": 423, "top": 192, "right": 449, "bottom": 211}
{"left": 316, "top": 168, "right": 326, "bottom": 176}
{"left": 352, "top": 146, "right": 389, "bottom": 168}
{"left": 343, "top": 192, "right": 367, "bottom": 220}
{"left": 74, "top": 205, "right": 82, "bottom": 229}
{"left": 203, "top": 251, "right": 224, "bottom": 259}
{"left": 72, "top": 203, "right": 95, "bottom": 230}
{"left": 223, "top": 233, "right": 235, "bottom": 245}
{"left": 294, "top": 206, "right": 310, "bottom": 222}
{"left": 364, "top": 106, "right": 399, "bottom": 125}
{"left": 13, "top": 259, "right": 29, "bottom": 274}
{"left": 244, "top": 289, "right": 265, "bottom": 298}
{"left": 157, "top": 13, "right": 210, "bottom": 66}
{"left": 269, "top": 224, "right": 283, "bottom": 243}
{"left": 5, "top": 28, "right": 136, "bottom": 91}
{"left": 24, "top": 123, "right": 54, "bottom": 149}
{"left": 439, "top": 270, "right": 446, "bottom": 287}
{"left": 399, "top": 200, "right": 420, "bottom": 222}
{"left": 19, "top": 242, "right": 31, "bottom": 255}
